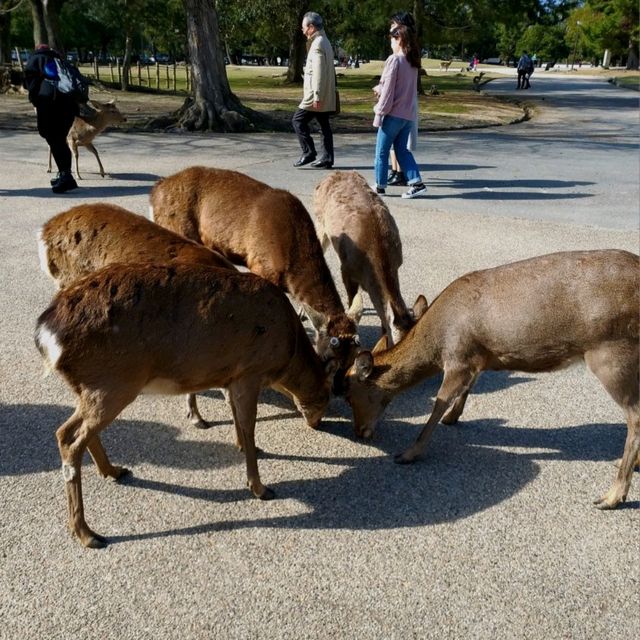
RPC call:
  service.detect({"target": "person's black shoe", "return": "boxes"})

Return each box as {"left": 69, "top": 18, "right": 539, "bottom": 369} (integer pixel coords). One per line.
{"left": 51, "top": 171, "right": 78, "bottom": 194}
{"left": 293, "top": 153, "right": 317, "bottom": 167}
{"left": 388, "top": 171, "right": 407, "bottom": 186}
{"left": 50, "top": 172, "right": 61, "bottom": 186}
{"left": 310, "top": 158, "right": 333, "bottom": 169}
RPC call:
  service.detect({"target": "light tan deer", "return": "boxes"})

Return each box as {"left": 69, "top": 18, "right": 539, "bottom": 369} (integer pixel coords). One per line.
{"left": 47, "top": 99, "right": 126, "bottom": 179}
{"left": 35, "top": 262, "right": 339, "bottom": 548}
{"left": 344, "top": 250, "right": 639, "bottom": 509}
{"left": 313, "top": 171, "right": 420, "bottom": 346}
{"left": 37, "top": 203, "right": 236, "bottom": 429}
{"left": 149, "top": 166, "right": 362, "bottom": 370}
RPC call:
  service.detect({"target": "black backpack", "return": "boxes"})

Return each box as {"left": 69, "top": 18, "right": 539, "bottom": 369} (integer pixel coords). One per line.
{"left": 43, "top": 57, "right": 90, "bottom": 103}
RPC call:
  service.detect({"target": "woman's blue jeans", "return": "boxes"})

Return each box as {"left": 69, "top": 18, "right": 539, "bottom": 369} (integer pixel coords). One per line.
{"left": 374, "top": 114, "right": 421, "bottom": 188}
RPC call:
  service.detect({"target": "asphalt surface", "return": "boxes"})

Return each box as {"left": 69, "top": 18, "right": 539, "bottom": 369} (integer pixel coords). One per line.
{"left": 0, "top": 73, "right": 638, "bottom": 639}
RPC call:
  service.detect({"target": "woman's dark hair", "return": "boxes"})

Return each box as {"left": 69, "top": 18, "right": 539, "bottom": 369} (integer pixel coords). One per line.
{"left": 390, "top": 11, "right": 415, "bottom": 31}
{"left": 392, "top": 24, "right": 421, "bottom": 69}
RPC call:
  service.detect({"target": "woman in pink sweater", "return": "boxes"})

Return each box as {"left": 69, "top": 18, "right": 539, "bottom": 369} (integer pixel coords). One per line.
{"left": 372, "top": 25, "right": 426, "bottom": 198}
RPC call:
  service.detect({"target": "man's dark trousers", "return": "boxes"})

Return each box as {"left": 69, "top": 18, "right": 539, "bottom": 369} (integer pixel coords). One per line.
{"left": 292, "top": 108, "right": 334, "bottom": 163}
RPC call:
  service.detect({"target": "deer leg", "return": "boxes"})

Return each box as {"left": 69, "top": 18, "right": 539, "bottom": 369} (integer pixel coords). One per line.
{"left": 85, "top": 143, "right": 105, "bottom": 177}
{"left": 185, "top": 392, "right": 213, "bottom": 429}
{"left": 70, "top": 141, "right": 81, "bottom": 180}
{"left": 47, "top": 149, "right": 53, "bottom": 173}
{"left": 86, "top": 435, "right": 130, "bottom": 480}
{"left": 586, "top": 345, "right": 640, "bottom": 509}
{"left": 340, "top": 266, "right": 360, "bottom": 309}
{"left": 56, "top": 406, "right": 107, "bottom": 548}
{"left": 228, "top": 380, "right": 273, "bottom": 500}
{"left": 57, "top": 388, "right": 138, "bottom": 548}
{"left": 441, "top": 373, "right": 479, "bottom": 425}
{"left": 396, "top": 367, "right": 476, "bottom": 464}
{"left": 320, "top": 233, "right": 331, "bottom": 253}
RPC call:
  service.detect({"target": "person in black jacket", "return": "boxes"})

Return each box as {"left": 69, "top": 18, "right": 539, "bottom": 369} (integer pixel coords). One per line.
{"left": 24, "top": 44, "right": 78, "bottom": 193}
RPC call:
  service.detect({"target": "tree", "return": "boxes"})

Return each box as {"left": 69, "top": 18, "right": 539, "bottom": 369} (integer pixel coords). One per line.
{"left": 178, "top": 0, "right": 251, "bottom": 131}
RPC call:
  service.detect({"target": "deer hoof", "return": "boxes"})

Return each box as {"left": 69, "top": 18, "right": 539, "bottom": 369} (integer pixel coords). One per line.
{"left": 77, "top": 527, "right": 108, "bottom": 549}
{"left": 258, "top": 487, "right": 275, "bottom": 501}
{"left": 394, "top": 451, "right": 417, "bottom": 465}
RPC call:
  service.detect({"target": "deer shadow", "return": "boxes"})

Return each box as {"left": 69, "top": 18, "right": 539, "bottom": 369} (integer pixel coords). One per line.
{"left": 2, "top": 402, "right": 632, "bottom": 547}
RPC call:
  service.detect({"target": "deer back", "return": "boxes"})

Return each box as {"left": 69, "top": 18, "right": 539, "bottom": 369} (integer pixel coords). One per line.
{"left": 150, "top": 166, "right": 346, "bottom": 316}
{"left": 313, "top": 171, "right": 413, "bottom": 336}
{"left": 36, "top": 263, "right": 330, "bottom": 403}
{"left": 38, "top": 203, "right": 234, "bottom": 288}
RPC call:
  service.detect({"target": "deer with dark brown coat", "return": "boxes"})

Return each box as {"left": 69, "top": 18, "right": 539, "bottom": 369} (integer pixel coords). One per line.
{"left": 344, "top": 250, "right": 639, "bottom": 509}
{"left": 37, "top": 203, "right": 238, "bottom": 429}
{"left": 35, "top": 262, "right": 339, "bottom": 548}
{"left": 47, "top": 99, "right": 126, "bottom": 179}
{"left": 313, "top": 171, "right": 417, "bottom": 345}
{"left": 149, "top": 166, "right": 362, "bottom": 370}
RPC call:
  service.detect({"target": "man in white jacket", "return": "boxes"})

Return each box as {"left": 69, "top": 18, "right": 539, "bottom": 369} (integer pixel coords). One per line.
{"left": 292, "top": 12, "right": 336, "bottom": 169}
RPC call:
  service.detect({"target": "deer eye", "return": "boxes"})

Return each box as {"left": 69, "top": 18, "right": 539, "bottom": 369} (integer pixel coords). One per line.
{"left": 329, "top": 337, "right": 340, "bottom": 348}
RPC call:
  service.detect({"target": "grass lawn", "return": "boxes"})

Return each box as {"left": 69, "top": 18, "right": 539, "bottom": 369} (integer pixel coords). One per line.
{"left": 80, "top": 60, "right": 525, "bottom": 131}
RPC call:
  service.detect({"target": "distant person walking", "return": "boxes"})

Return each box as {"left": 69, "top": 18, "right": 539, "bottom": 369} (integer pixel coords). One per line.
{"left": 24, "top": 44, "right": 79, "bottom": 193}
{"left": 372, "top": 24, "right": 426, "bottom": 198}
{"left": 292, "top": 12, "right": 336, "bottom": 169}
{"left": 517, "top": 51, "right": 533, "bottom": 89}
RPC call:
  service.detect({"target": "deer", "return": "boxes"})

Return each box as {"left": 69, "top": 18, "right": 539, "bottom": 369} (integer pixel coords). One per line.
{"left": 313, "top": 170, "right": 419, "bottom": 346}
{"left": 149, "top": 166, "right": 362, "bottom": 371}
{"left": 37, "top": 203, "right": 236, "bottom": 429}
{"left": 439, "top": 60, "right": 452, "bottom": 71}
{"left": 35, "top": 262, "right": 339, "bottom": 548}
{"left": 47, "top": 99, "right": 126, "bottom": 179}
{"left": 343, "top": 250, "right": 639, "bottom": 510}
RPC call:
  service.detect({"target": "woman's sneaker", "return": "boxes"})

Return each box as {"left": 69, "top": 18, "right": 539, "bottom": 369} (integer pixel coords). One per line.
{"left": 402, "top": 182, "right": 427, "bottom": 199}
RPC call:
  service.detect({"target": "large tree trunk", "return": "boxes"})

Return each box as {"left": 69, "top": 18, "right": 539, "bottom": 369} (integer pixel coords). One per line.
{"left": 179, "top": 0, "right": 249, "bottom": 131}
{"left": 285, "top": 1, "right": 309, "bottom": 83}
{"left": 42, "top": 0, "right": 64, "bottom": 53}
{"left": 286, "top": 28, "right": 306, "bottom": 83}
{"left": 0, "top": 1, "right": 11, "bottom": 64}
{"left": 121, "top": 31, "right": 132, "bottom": 91}
{"left": 29, "top": 0, "right": 46, "bottom": 47}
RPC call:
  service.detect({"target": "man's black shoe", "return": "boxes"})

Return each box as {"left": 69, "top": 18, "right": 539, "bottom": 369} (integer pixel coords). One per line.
{"left": 50, "top": 172, "right": 61, "bottom": 187}
{"left": 310, "top": 158, "right": 333, "bottom": 169}
{"left": 294, "top": 154, "right": 317, "bottom": 167}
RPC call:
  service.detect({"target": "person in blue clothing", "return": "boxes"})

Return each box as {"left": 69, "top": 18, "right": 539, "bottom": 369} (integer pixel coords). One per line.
{"left": 24, "top": 44, "right": 79, "bottom": 193}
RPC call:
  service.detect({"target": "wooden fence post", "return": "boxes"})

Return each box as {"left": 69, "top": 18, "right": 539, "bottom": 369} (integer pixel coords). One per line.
{"left": 109, "top": 62, "right": 114, "bottom": 83}
{"left": 155, "top": 62, "right": 160, "bottom": 91}
{"left": 172, "top": 63, "right": 177, "bottom": 92}
{"left": 93, "top": 56, "right": 99, "bottom": 81}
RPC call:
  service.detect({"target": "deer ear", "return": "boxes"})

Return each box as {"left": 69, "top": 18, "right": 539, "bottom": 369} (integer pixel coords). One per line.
{"left": 346, "top": 289, "right": 364, "bottom": 324}
{"left": 372, "top": 335, "right": 388, "bottom": 354}
{"left": 412, "top": 294, "right": 429, "bottom": 320}
{"left": 354, "top": 351, "right": 373, "bottom": 382}
{"left": 303, "top": 304, "right": 327, "bottom": 332}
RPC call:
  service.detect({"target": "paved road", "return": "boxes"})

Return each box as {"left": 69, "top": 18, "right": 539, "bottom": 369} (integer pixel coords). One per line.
{"left": 0, "top": 76, "right": 638, "bottom": 639}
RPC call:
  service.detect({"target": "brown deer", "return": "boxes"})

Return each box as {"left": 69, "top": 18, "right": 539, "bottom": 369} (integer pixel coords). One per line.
{"left": 313, "top": 171, "right": 419, "bottom": 345}
{"left": 37, "top": 203, "right": 236, "bottom": 429}
{"left": 149, "top": 166, "right": 362, "bottom": 370}
{"left": 47, "top": 99, "right": 126, "bottom": 179}
{"left": 344, "top": 250, "right": 639, "bottom": 509}
{"left": 35, "top": 262, "right": 339, "bottom": 548}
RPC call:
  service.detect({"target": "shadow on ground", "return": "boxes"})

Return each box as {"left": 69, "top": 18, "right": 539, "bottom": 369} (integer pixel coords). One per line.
{"left": 1, "top": 400, "right": 632, "bottom": 544}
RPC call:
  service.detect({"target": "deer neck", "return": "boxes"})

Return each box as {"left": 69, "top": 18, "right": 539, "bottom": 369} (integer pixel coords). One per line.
{"left": 374, "top": 319, "right": 442, "bottom": 394}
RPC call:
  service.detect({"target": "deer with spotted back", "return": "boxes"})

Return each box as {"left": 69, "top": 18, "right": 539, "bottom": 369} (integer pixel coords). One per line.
{"left": 35, "top": 262, "right": 339, "bottom": 548}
